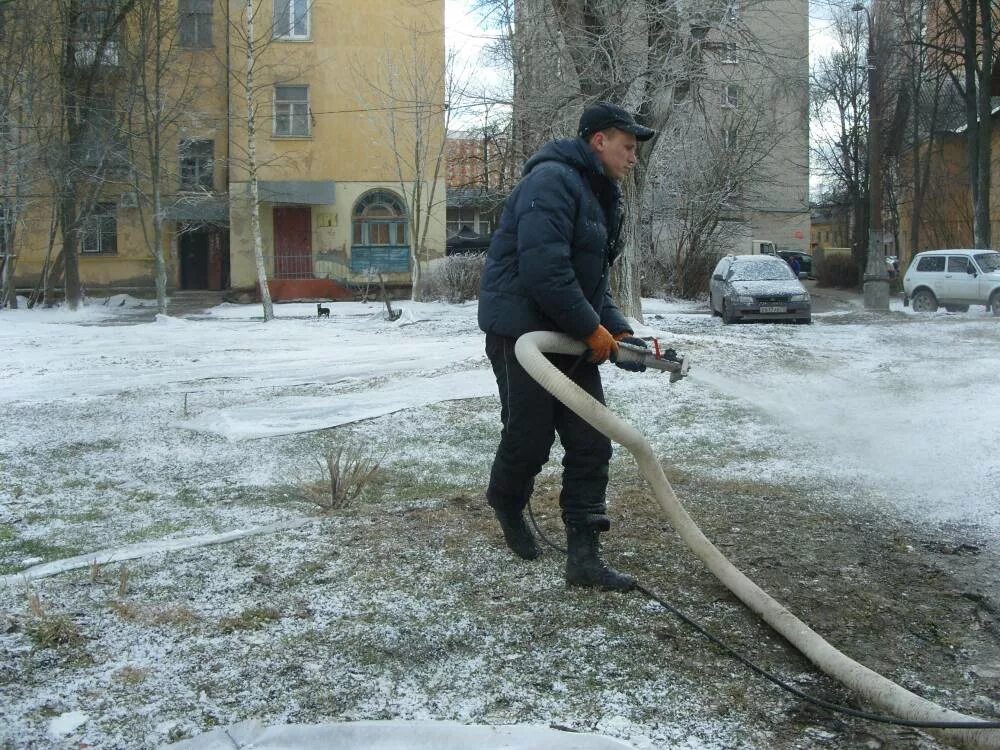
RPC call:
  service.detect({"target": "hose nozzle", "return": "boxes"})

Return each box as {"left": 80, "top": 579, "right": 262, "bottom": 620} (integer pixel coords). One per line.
{"left": 614, "top": 340, "right": 690, "bottom": 382}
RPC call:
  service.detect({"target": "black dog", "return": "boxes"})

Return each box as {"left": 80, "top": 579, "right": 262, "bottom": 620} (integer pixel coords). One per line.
{"left": 317, "top": 303, "right": 330, "bottom": 318}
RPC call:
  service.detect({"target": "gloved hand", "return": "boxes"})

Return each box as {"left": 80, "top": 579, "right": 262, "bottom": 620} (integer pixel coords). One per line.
{"left": 613, "top": 333, "right": 647, "bottom": 372}
{"left": 583, "top": 324, "right": 618, "bottom": 364}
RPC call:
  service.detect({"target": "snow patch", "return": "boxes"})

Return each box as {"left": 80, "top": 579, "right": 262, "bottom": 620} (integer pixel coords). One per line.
{"left": 48, "top": 711, "right": 87, "bottom": 737}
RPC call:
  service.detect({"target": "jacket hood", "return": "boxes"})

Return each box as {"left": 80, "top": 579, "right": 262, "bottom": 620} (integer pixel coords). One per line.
{"left": 522, "top": 138, "right": 606, "bottom": 178}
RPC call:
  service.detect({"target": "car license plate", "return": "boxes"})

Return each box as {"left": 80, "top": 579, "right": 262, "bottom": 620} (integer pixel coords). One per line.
{"left": 759, "top": 306, "right": 786, "bottom": 314}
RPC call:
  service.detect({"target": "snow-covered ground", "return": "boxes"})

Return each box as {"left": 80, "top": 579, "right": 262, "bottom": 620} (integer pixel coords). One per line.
{"left": 1, "top": 295, "right": 998, "bottom": 749}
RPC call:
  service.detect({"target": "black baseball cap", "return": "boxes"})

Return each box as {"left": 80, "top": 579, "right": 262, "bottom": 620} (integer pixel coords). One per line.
{"left": 577, "top": 101, "right": 656, "bottom": 141}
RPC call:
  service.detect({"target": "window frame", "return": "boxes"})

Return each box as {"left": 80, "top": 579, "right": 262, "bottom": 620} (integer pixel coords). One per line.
{"left": 352, "top": 190, "right": 409, "bottom": 247}
{"left": 273, "top": 85, "right": 310, "bottom": 137}
{"left": 178, "top": 0, "right": 213, "bottom": 49}
{"left": 80, "top": 203, "right": 118, "bottom": 256}
{"left": 273, "top": 0, "right": 310, "bottom": 40}
{"left": 179, "top": 138, "right": 214, "bottom": 192}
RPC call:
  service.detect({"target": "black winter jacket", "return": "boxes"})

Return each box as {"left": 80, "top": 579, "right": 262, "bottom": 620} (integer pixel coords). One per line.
{"left": 477, "top": 138, "right": 631, "bottom": 340}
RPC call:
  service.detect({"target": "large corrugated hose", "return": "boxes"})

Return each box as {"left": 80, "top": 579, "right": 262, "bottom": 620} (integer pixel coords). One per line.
{"left": 514, "top": 331, "right": 1000, "bottom": 750}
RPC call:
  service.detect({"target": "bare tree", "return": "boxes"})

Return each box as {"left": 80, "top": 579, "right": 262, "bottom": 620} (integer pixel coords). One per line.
{"left": 228, "top": 0, "right": 274, "bottom": 320}
{"left": 354, "top": 21, "right": 457, "bottom": 301}
{"left": 0, "top": 1, "right": 40, "bottom": 308}
{"left": 812, "top": 7, "right": 871, "bottom": 277}
{"left": 123, "top": 0, "right": 205, "bottom": 314}
{"left": 55, "top": 0, "right": 142, "bottom": 311}
{"left": 472, "top": 0, "right": 807, "bottom": 307}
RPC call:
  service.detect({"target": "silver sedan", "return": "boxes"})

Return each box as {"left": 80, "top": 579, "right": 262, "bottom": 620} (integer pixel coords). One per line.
{"left": 710, "top": 254, "right": 812, "bottom": 324}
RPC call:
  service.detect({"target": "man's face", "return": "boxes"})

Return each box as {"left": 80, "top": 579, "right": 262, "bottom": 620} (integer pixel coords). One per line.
{"left": 591, "top": 128, "right": 638, "bottom": 181}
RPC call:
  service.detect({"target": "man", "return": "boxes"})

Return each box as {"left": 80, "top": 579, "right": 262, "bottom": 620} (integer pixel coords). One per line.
{"left": 478, "top": 102, "right": 655, "bottom": 592}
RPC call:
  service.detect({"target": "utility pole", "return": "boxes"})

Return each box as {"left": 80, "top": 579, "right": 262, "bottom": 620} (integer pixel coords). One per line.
{"left": 854, "top": 1, "right": 890, "bottom": 310}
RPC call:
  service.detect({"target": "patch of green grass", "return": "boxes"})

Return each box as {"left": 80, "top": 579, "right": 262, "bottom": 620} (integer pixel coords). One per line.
{"left": 218, "top": 606, "right": 281, "bottom": 633}
{"left": 64, "top": 508, "right": 107, "bottom": 523}
{"left": 127, "top": 489, "right": 159, "bottom": 504}
{"left": 0, "top": 537, "right": 82, "bottom": 575}
{"left": 174, "top": 487, "right": 203, "bottom": 507}
{"left": 57, "top": 439, "right": 121, "bottom": 458}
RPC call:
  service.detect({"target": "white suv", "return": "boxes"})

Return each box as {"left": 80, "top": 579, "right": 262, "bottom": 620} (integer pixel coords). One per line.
{"left": 903, "top": 249, "right": 1000, "bottom": 315}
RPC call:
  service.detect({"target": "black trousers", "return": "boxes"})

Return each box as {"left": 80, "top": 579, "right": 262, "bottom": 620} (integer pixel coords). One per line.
{"left": 485, "top": 334, "right": 612, "bottom": 525}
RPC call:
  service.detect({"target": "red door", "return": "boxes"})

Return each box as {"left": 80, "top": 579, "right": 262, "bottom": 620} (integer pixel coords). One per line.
{"left": 273, "top": 206, "right": 312, "bottom": 278}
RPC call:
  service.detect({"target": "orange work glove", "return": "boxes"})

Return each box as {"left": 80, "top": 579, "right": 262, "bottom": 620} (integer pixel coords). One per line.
{"left": 583, "top": 324, "right": 618, "bottom": 364}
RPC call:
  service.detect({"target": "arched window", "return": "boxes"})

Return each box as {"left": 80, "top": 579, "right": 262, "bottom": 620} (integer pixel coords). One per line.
{"left": 352, "top": 190, "right": 408, "bottom": 247}
{"left": 350, "top": 190, "right": 410, "bottom": 274}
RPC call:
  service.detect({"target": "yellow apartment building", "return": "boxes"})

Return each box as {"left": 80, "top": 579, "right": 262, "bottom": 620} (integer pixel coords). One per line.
{"left": 895, "top": 119, "right": 1000, "bottom": 267}
{"left": 3, "top": 0, "right": 446, "bottom": 301}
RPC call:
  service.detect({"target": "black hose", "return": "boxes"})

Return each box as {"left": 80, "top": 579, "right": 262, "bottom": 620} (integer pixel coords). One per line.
{"left": 525, "top": 501, "right": 1000, "bottom": 731}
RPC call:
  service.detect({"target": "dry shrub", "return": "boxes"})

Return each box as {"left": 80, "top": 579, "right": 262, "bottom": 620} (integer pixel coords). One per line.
{"left": 422, "top": 253, "right": 486, "bottom": 303}
{"left": 25, "top": 615, "right": 85, "bottom": 650}
{"left": 816, "top": 252, "right": 858, "bottom": 288}
{"left": 304, "top": 446, "right": 381, "bottom": 512}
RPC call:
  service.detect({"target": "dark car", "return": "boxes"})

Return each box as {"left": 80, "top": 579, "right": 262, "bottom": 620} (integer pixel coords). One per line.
{"left": 777, "top": 250, "right": 813, "bottom": 278}
{"left": 709, "top": 254, "right": 812, "bottom": 324}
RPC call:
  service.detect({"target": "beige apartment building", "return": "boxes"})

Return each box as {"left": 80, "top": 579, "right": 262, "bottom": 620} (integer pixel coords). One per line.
{"left": 3, "top": 0, "right": 446, "bottom": 300}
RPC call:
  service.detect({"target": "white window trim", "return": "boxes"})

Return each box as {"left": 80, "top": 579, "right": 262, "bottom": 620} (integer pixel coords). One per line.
{"left": 273, "top": 85, "right": 311, "bottom": 138}
{"left": 273, "top": 0, "right": 310, "bottom": 40}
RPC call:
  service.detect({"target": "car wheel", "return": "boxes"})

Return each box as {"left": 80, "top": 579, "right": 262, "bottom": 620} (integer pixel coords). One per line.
{"left": 990, "top": 292, "right": 1000, "bottom": 317}
{"left": 911, "top": 289, "right": 938, "bottom": 313}
{"left": 944, "top": 304, "right": 969, "bottom": 313}
{"left": 722, "top": 300, "right": 736, "bottom": 324}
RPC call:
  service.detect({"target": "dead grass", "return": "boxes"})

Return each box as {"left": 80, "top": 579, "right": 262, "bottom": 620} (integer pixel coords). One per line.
{"left": 113, "top": 665, "right": 150, "bottom": 685}
{"left": 218, "top": 606, "right": 281, "bottom": 633}
{"left": 25, "top": 615, "right": 85, "bottom": 650}
{"left": 109, "top": 601, "right": 200, "bottom": 627}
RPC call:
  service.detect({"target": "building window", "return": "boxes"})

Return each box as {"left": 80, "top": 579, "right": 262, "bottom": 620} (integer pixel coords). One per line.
{"left": 81, "top": 203, "right": 117, "bottom": 255}
{"left": 726, "top": 0, "right": 741, "bottom": 21}
{"left": 179, "top": 139, "right": 214, "bottom": 191}
{"left": 351, "top": 190, "right": 409, "bottom": 273}
{"left": 75, "top": 0, "right": 120, "bottom": 65}
{"left": 274, "top": 85, "right": 310, "bottom": 137}
{"left": 722, "top": 84, "right": 740, "bottom": 109}
{"left": 274, "top": 0, "right": 309, "bottom": 39}
{"left": 179, "top": 0, "right": 212, "bottom": 48}
{"left": 446, "top": 207, "right": 477, "bottom": 237}
{"left": 721, "top": 42, "right": 739, "bottom": 64}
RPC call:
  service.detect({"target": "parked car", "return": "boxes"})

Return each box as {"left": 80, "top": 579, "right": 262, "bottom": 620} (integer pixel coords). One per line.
{"left": 777, "top": 250, "right": 813, "bottom": 278}
{"left": 903, "top": 249, "right": 1000, "bottom": 315}
{"left": 709, "top": 254, "right": 812, "bottom": 324}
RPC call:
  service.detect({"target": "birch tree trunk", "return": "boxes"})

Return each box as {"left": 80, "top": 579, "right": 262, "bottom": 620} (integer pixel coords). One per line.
{"left": 244, "top": 0, "right": 273, "bottom": 321}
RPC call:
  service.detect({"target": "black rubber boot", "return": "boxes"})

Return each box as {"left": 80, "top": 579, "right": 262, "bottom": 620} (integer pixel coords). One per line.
{"left": 565, "top": 522, "right": 635, "bottom": 591}
{"left": 494, "top": 507, "right": 541, "bottom": 560}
